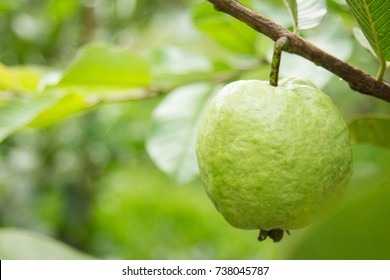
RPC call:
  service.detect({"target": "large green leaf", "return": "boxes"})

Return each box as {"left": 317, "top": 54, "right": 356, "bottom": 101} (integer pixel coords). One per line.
{"left": 346, "top": 0, "right": 390, "bottom": 62}
{"left": 57, "top": 44, "right": 151, "bottom": 90}
{"left": 348, "top": 115, "right": 390, "bottom": 149}
{"left": 0, "top": 228, "right": 94, "bottom": 259}
{"left": 146, "top": 83, "right": 216, "bottom": 183}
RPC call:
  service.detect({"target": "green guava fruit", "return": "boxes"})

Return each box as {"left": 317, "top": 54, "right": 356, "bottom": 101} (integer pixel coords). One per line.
{"left": 196, "top": 78, "right": 353, "bottom": 242}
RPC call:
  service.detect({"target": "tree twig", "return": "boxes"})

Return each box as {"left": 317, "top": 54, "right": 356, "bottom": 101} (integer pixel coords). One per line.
{"left": 207, "top": 0, "right": 390, "bottom": 103}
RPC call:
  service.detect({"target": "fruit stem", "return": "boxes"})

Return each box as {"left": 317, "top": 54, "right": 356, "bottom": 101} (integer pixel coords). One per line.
{"left": 269, "top": 36, "right": 289, "bottom": 87}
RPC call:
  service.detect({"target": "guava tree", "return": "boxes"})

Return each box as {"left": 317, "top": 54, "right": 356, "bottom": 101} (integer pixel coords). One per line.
{"left": 0, "top": 0, "right": 389, "bottom": 259}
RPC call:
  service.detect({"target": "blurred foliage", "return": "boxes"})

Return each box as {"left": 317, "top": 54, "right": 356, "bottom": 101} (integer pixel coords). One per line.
{"left": 0, "top": 228, "right": 94, "bottom": 259}
{"left": 349, "top": 115, "right": 390, "bottom": 149}
{"left": 0, "top": 0, "right": 389, "bottom": 260}
{"left": 281, "top": 145, "right": 390, "bottom": 260}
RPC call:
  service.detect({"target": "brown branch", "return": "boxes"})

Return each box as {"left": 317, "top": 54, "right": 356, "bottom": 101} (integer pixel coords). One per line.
{"left": 207, "top": 0, "right": 390, "bottom": 103}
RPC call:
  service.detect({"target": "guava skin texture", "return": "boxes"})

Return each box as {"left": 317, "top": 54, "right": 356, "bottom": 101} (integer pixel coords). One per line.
{"left": 196, "top": 79, "right": 353, "bottom": 241}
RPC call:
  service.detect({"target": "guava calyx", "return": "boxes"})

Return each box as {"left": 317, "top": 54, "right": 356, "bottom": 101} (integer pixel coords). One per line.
{"left": 258, "top": 229, "right": 290, "bottom": 242}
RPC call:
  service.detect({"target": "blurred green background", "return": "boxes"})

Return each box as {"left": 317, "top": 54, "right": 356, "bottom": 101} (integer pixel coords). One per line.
{"left": 0, "top": 0, "right": 389, "bottom": 259}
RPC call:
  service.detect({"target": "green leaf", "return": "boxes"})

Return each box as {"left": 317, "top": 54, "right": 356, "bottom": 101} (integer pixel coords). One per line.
{"left": 0, "top": 63, "right": 45, "bottom": 92}
{"left": 57, "top": 43, "right": 151, "bottom": 90}
{"left": 298, "top": 0, "right": 327, "bottom": 30}
{"left": 49, "top": 0, "right": 80, "bottom": 21}
{"left": 346, "top": 0, "right": 390, "bottom": 79}
{"left": 193, "top": 2, "right": 258, "bottom": 54}
{"left": 283, "top": 0, "right": 298, "bottom": 32}
{"left": 347, "top": 0, "right": 390, "bottom": 60}
{"left": 0, "top": 89, "right": 91, "bottom": 142}
{"left": 0, "top": 91, "right": 64, "bottom": 142}
{"left": 29, "top": 92, "right": 88, "bottom": 128}
{"left": 0, "top": 228, "right": 94, "bottom": 259}
{"left": 0, "top": 0, "right": 20, "bottom": 12}
{"left": 152, "top": 45, "right": 212, "bottom": 76}
{"left": 353, "top": 27, "right": 378, "bottom": 58}
{"left": 146, "top": 83, "right": 216, "bottom": 183}
{"left": 284, "top": 0, "right": 327, "bottom": 32}
{"left": 348, "top": 115, "right": 390, "bottom": 149}
{"left": 150, "top": 45, "right": 213, "bottom": 89}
